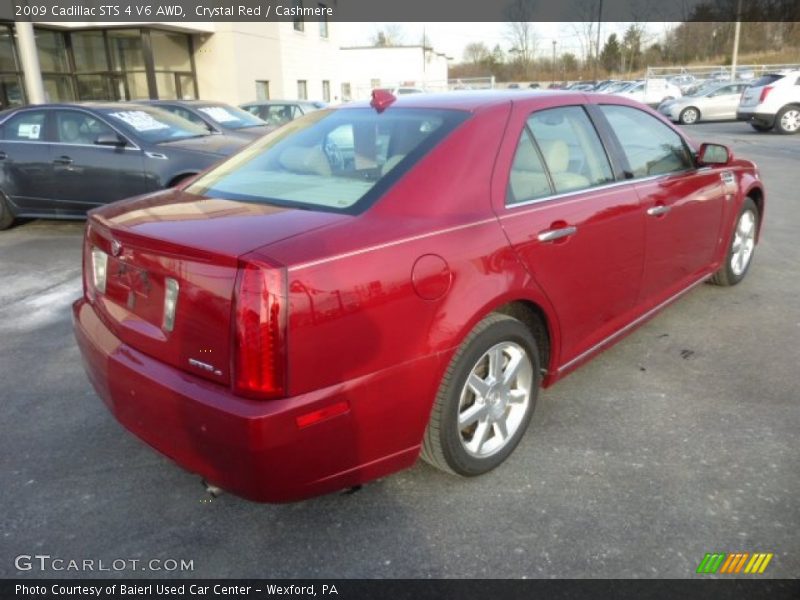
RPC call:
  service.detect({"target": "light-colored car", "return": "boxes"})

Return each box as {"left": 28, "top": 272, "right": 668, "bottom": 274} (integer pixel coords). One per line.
{"left": 658, "top": 81, "right": 751, "bottom": 124}
{"left": 240, "top": 100, "right": 327, "bottom": 128}
{"left": 601, "top": 81, "right": 636, "bottom": 94}
{"left": 737, "top": 70, "right": 800, "bottom": 134}
{"left": 616, "top": 79, "right": 682, "bottom": 105}
{"left": 668, "top": 74, "right": 698, "bottom": 94}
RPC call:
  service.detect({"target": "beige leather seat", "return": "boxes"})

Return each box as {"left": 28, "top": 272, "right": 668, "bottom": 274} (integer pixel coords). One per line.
{"left": 538, "top": 139, "right": 590, "bottom": 193}
{"left": 508, "top": 139, "right": 551, "bottom": 203}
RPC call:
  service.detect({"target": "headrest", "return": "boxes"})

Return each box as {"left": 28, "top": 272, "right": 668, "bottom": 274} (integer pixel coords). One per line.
{"left": 539, "top": 139, "right": 569, "bottom": 173}
{"left": 279, "top": 146, "right": 332, "bottom": 176}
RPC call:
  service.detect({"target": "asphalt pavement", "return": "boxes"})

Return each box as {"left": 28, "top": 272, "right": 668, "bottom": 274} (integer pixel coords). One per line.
{"left": 1, "top": 121, "right": 798, "bottom": 579}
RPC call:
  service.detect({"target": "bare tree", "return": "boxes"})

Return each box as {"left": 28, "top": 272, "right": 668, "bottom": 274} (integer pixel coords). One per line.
{"left": 371, "top": 24, "right": 406, "bottom": 47}
{"left": 570, "top": 0, "right": 598, "bottom": 67}
{"left": 504, "top": 0, "right": 539, "bottom": 78}
{"left": 463, "top": 42, "right": 491, "bottom": 66}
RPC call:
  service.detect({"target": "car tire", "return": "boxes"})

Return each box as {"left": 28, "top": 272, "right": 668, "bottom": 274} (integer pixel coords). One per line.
{"left": 0, "top": 190, "right": 15, "bottom": 231}
{"left": 421, "top": 313, "right": 540, "bottom": 476}
{"left": 710, "top": 197, "right": 759, "bottom": 287}
{"left": 679, "top": 107, "right": 700, "bottom": 125}
{"left": 168, "top": 173, "right": 196, "bottom": 188}
{"left": 749, "top": 122, "right": 772, "bottom": 132}
{"left": 775, "top": 106, "right": 800, "bottom": 135}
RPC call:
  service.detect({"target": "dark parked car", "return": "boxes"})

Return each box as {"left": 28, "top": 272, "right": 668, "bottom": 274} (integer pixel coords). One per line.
{"left": 74, "top": 91, "right": 764, "bottom": 503}
{"left": 0, "top": 102, "right": 245, "bottom": 229}
{"left": 239, "top": 100, "right": 327, "bottom": 128}
{"left": 140, "top": 100, "right": 273, "bottom": 141}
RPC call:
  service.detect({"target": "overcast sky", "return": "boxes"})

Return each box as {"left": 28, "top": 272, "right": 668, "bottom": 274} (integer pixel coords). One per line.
{"left": 338, "top": 22, "right": 675, "bottom": 61}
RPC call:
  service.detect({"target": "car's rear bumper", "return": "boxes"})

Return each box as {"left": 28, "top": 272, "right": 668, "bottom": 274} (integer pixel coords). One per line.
{"left": 73, "top": 297, "right": 441, "bottom": 502}
{"left": 737, "top": 109, "right": 775, "bottom": 126}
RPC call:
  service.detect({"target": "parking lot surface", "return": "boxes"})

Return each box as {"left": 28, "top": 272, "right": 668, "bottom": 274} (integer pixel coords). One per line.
{"left": 1, "top": 122, "right": 798, "bottom": 578}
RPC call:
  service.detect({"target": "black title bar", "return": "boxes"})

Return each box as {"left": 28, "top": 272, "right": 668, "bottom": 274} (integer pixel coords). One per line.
{"left": 2, "top": 0, "right": 799, "bottom": 22}
{"left": 5, "top": 579, "right": 800, "bottom": 600}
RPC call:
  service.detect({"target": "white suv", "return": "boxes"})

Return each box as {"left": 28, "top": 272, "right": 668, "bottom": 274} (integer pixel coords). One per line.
{"left": 737, "top": 70, "right": 800, "bottom": 134}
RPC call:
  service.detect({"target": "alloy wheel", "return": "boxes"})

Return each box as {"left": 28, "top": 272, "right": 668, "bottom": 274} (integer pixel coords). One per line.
{"left": 731, "top": 209, "right": 756, "bottom": 276}
{"left": 457, "top": 342, "right": 533, "bottom": 458}
{"left": 779, "top": 109, "right": 800, "bottom": 133}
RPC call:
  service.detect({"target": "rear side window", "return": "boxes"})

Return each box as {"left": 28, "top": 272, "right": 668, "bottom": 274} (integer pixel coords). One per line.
{"left": 54, "top": 110, "right": 115, "bottom": 144}
{"left": 526, "top": 106, "right": 614, "bottom": 194}
{"left": 261, "top": 105, "right": 302, "bottom": 127}
{"left": 751, "top": 74, "right": 784, "bottom": 87}
{"left": 1, "top": 110, "right": 47, "bottom": 141}
{"left": 186, "top": 107, "right": 468, "bottom": 213}
{"left": 160, "top": 105, "right": 209, "bottom": 129}
{"left": 599, "top": 105, "right": 692, "bottom": 178}
{"left": 506, "top": 131, "right": 552, "bottom": 205}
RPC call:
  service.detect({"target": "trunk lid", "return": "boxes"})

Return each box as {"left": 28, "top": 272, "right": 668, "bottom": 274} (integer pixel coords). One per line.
{"left": 86, "top": 188, "right": 348, "bottom": 385}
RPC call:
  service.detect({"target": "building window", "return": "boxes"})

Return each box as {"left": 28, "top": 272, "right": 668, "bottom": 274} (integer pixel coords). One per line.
{"left": 322, "top": 80, "right": 330, "bottom": 102}
{"left": 370, "top": 78, "right": 381, "bottom": 89}
{"left": 0, "top": 24, "right": 25, "bottom": 108}
{"left": 107, "top": 29, "right": 149, "bottom": 99}
{"left": 340, "top": 82, "right": 351, "bottom": 102}
{"left": 297, "top": 80, "right": 308, "bottom": 100}
{"left": 14, "top": 27, "right": 198, "bottom": 104}
{"left": 293, "top": 0, "right": 305, "bottom": 32}
{"left": 35, "top": 29, "right": 70, "bottom": 72}
{"left": 318, "top": 5, "right": 329, "bottom": 38}
{"left": 150, "top": 30, "right": 195, "bottom": 100}
{"left": 256, "top": 80, "right": 270, "bottom": 100}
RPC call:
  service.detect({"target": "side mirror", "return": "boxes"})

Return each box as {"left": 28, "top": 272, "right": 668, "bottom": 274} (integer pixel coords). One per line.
{"left": 95, "top": 133, "right": 126, "bottom": 147}
{"left": 697, "top": 142, "right": 731, "bottom": 166}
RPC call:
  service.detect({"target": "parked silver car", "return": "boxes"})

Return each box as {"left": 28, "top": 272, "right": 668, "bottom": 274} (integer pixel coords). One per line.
{"left": 658, "top": 81, "right": 751, "bottom": 124}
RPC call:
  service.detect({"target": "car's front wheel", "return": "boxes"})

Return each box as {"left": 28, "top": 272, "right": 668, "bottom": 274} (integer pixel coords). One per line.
{"left": 775, "top": 106, "right": 800, "bottom": 134}
{"left": 710, "top": 197, "right": 759, "bottom": 286}
{"left": 679, "top": 107, "right": 700, "bottom": 124}
{"left": 421, "top": 313, "right": 540, "bottom": 476}
{"left": 0, "top": 190, "right": 15, "bottom": 230}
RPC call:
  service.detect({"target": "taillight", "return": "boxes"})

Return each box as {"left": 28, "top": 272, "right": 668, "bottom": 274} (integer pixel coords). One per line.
{"left": 759, "top": 86, "right": 773, "bottom": 103}
{"left": 91, "top": 246, "right": 108, "bottom": 294}
{"left": 233, "top": 259, "right": 287, "bottom": 399}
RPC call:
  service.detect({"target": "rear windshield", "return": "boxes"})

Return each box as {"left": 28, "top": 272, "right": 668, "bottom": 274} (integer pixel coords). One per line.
{"left": 101, "top": 106, "right": 210, "bottom": 143}
{"left": 186, "top": 107, "right": 469, "bottom": 214}
{"left": 750, "top": 74, "right": 785, "bottom": 87}
{"left": 195, "top": 104, "right": 266, "bottom": 129}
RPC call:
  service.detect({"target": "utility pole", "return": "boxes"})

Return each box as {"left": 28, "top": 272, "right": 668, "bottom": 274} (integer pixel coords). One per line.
{"left": 731, "top": 0, "right": 743, "bottom": 80}
{"left": 552, "top": 40, "right": 557, "bottom": 86}
{"left": 593, "top": 0, "right": 603, "bottom": 82}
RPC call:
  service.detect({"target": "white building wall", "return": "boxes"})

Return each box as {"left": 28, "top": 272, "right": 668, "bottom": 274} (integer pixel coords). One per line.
{"left": 275, "top": 22, "right": 341, "bottom": 102}
{"left": 340, "top": 46, "right": 450, "bottom": 99}
{"left": 193, "top": 21, "right": 340, "bottom": 105}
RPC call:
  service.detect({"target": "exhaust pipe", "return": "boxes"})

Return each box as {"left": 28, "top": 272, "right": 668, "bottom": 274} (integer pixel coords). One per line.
{"left": 202, "top": 480, "right": 224, "bottom": 498}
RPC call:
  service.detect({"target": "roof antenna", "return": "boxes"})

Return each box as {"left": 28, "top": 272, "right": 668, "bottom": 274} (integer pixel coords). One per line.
{"left": 370, "top": 89, "right": 396, "bottom": 113}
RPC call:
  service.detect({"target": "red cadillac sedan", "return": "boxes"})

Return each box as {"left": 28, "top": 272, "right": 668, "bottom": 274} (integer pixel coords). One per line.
{"left": 73, "top": 90, "right": 765, "bottom": 502}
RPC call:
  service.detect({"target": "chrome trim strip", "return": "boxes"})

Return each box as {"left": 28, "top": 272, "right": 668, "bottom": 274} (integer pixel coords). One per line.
{"left": 557, "top": 274, "right": 710, "bottom": 374}
{"left": 503, "top": 168, "right": 697, "bottom": 214}
{"left": 288, "top": 218, "right": 498, "bottom": 272}
{"left": 504, "top": 178, "right": 643, "bottom": 211}
{"left": 0, "top": 139, "right": 141, "bottom": 152}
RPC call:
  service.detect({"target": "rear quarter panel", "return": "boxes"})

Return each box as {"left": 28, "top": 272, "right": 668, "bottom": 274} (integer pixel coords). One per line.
{"left": 256, "top": 102, "right": 555, "bottom": 455}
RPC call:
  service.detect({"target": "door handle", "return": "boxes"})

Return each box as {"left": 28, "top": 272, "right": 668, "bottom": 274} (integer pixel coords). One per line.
{"left": 646, "top": 205, "right": 671, "bottom": 216}
{"left": 53, "top": 156, "right": 73, "bottom": 166}
{"left": 537, "top": 225, "right": 577, "bottom": 242}
{"left": 0, "top": 151, "right": 7, "bottom": 160}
